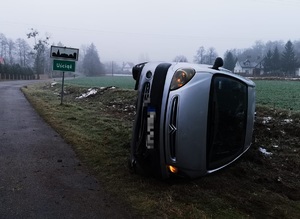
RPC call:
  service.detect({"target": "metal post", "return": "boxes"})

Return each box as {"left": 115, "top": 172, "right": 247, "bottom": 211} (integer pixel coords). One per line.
{"left": 60, "top": 71, "right": 65, "bottom": 105}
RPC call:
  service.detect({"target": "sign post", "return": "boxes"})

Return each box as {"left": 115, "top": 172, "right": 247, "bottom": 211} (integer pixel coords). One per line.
{"left": 61, "top": 71, "right": 65, "bottom": 105}
{"left": 51, "top": 46, "right": 79, "bottom": 105}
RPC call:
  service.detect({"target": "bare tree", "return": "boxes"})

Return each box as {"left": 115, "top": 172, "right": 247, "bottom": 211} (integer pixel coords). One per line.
{"left": 173, "top": 55, "right": 188, "bottom": 62}
{"left": 77, "top": 44, "right": 88, "bottom": 73}
{"left": 265, "top": 40, "right": 285, "bottom": 54}
{"left": 15, "top": 38, "right": 32, "bottom": 67}
{"left": 206, "top": 47, "right": 218, "bottom": 65}
{"left": 27, "top": 28, "right": 50, "bottom": 79}
{"left": 57, "top": 42, "right": 64, "bottom": 47}
{"left": 7, "top": 39, "right": 15, "bottom": 65}
{"left": 251, "top": 40, "right": 266, "bottom": 59}
{"left": 194, "top": 46, "right": 205, "bottom": 64}
{"left": 138, "top": 53, "right": 150, "bottom": 63}
{"left": 0, "top": 33, "right": 8, "bottom": 59}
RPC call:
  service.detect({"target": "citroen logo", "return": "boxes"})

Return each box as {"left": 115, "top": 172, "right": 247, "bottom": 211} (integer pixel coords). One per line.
{"left": 169, "top": 124, "right": 177, "bottom": 134}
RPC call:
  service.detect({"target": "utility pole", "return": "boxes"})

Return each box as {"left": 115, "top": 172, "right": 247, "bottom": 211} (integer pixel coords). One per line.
{"left": 112, "top": 61, "right": 114, "bottom": 76}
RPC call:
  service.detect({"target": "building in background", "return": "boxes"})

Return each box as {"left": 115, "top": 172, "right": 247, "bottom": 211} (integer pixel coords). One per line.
{"left": 234, "top": 59, "right": 264, "bottom": 76}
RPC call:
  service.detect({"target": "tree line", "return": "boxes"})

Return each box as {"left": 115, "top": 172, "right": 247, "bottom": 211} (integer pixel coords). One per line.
{"left": 1, "top": 29, "right": 300, "bottom": 79}
{"left": 0, "top": 30, "right": 105, "bottom": 79}
{"left": 174, "top": 40, "right": 300, "bottom": 76}
{"left": 0, "top": 32, "right": 35, "bottom": 79}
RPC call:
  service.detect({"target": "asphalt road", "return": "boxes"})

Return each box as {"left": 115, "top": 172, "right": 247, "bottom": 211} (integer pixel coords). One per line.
{"left": 0, "top": 80, "right": 132, "bottom": 219}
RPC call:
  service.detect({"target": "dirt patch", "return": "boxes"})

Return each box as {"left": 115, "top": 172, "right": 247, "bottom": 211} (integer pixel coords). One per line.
{"left": 252, "top": 107, "right": 300, "bottom": 200}
{"left": 207, "top": 105, "right": 300, "bottom": 217}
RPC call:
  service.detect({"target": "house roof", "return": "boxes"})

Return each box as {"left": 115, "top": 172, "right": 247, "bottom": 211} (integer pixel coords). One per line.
{"left": 122, "top": 62, "right": 135, "bottom": 68}
{"left": 237, "top": 59, "right": 264, "bottom": 69}
{"left": 123, "top": 63, "right": 131, "bottom": 68}
{"left": 239, "top": 59, "right": 257, "bottom": 68}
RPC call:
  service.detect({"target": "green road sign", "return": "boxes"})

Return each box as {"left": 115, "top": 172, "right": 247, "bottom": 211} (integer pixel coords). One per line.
{"left": 53, "top": 60, "right": 76, "bottom": 72}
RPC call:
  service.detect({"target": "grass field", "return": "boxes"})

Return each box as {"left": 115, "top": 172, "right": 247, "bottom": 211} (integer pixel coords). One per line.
{"left": 254, "top": 80, "right": 300, "bottom": 111}
{"left": 63, "top": 76, "right": 300, "bottom": 111}
{"left": 64, "top": 76, "right": 135, "bottom": 89}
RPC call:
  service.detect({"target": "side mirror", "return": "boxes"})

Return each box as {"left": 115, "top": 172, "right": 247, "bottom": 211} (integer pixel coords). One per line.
{"left": 132, "top": 62, "right": 147, "bottom": 90}
{"left": 212, "top": 57, "right": 224, "bottom": 70}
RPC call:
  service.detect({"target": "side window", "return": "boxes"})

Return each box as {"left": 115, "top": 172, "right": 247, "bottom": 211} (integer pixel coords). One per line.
{"left": 207, "top": 75, "right": 248, "bottom": 170}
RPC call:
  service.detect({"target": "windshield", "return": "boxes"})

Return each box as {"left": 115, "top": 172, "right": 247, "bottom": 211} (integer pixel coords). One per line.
{"left": 207, "top": 75, "right": 248, "bottom": 170}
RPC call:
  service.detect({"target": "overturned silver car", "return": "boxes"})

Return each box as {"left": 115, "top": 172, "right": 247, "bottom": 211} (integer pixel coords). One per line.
{"left": 130, "top": 58, "right": 255, "bottom": 179}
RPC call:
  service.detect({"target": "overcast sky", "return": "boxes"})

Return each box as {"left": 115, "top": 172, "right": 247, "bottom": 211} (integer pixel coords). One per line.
{"left": 1, "top": 0, "right": 300, "bottom": 64}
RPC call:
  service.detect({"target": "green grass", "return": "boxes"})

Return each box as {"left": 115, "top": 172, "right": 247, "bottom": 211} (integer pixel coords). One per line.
{"left": 64, "top": 76, "right": 135, "bottom": 89}
{"left": 254, "top": 80, "right": 300, "bottom": 111}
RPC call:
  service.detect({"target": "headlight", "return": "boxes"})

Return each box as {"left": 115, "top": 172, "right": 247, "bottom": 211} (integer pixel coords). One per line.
{"left": 170, "top": 68, "right": 196, "bottom": 90}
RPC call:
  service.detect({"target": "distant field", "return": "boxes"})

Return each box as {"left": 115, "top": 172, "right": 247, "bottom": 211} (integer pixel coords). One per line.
{"left": 64, "top": 76, "right": 135, "bottom": 89}
{"left": 254, "top": 80, "right": 300, "bottom": 111}
{"left": 63, "top": 77, "right": 300, "bottom": 111}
